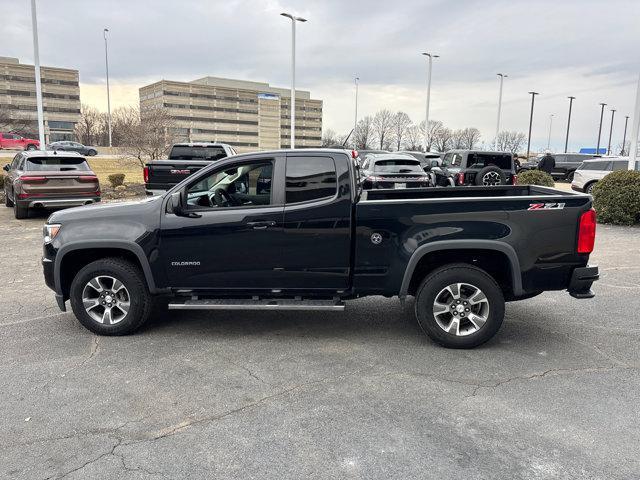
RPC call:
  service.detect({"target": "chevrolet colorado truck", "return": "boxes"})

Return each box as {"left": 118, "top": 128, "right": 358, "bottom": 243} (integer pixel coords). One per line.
{"left": 144, "top": 142, "right": 236, "bottom": 196}
{"left": 42, "top": 149, "right": 599, "bottom": 348}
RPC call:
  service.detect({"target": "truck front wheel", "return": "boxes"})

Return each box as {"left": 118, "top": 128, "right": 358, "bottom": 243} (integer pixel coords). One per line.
{"left": 69, "top": 258, "right": 152, "bottom": 335}
{"left": 414, "top": 264, "right": 505, "bottom": 348}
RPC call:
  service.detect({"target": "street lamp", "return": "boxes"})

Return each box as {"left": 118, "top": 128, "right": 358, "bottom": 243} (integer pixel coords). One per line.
{"left": 547, "top": 114, "right": 554, "bottom": 150}
{"left": 494, "top": 73, "right": 507, "bottom": 150}
{"left": 607, "top": 108, "right": 616, "bottom": 155}
{"left": 564, "top": 96, "right": 575, "bottom": 153}
{"left": 596, "top": 102, "right": 606, "bottom": 155}
{"left": 30, "top": 0, "right": 45, "bottom": 150}
{"left": 103, "top": 28, "right": 112, "bottom": 148}
{"left": 621, "top": 115, "right": 629, "bottom": 155}
{"left": 422, "top": 52, "right": 439, "bottom": 152}
{"left": 354, "top": 76, "right": 359, "bottom": 146}
{"left": 526, "top": 91, "right": 539, "bottom": 159}
{"left": 281, "top": 12, "right": 307, "bottom": 149}
{"left": 629, "top": 72, "right": 640, "bottom": 170}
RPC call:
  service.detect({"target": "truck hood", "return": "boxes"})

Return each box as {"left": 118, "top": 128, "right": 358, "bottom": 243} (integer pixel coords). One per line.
{"left": 49, "top": 195, "right": 163, "bottom": 224}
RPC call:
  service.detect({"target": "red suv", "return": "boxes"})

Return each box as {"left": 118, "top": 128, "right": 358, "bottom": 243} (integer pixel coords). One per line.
{"left": 0, "top": 133, "right": 40, "bottom": 150}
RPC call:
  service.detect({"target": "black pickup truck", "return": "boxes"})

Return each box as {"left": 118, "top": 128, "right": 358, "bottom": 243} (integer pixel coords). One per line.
{"left": 42, "top": 149, "right": 598, "bottom": 348}
{"left": 144, "top": 142, "right": 236, "bottom": 195}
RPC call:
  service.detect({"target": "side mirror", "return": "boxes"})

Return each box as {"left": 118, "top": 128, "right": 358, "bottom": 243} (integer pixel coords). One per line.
{"left": 3, "top": 164, "right": 9, "bottom": 172}
{"left": 430, "top": 159, "right": 439, "bottom": 168}
{"left": 168, "top": 191, "right": 183, "bottom": 215}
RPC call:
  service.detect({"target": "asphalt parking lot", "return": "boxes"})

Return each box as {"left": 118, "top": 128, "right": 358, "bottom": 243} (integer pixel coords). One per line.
{"left": 1, "top": 205, "right": 639, "bottom": 480}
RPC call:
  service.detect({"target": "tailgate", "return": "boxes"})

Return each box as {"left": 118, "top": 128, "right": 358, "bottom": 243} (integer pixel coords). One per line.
{"left": 20, "top": 172, "right": 99, "bottom": 197}
{"left": 146, "top": 162, "right": 207, "bottom": 189}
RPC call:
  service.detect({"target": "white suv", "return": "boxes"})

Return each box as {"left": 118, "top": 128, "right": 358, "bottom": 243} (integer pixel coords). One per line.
{"left": 572, "top": 158, "right": 638, "bottom": 194}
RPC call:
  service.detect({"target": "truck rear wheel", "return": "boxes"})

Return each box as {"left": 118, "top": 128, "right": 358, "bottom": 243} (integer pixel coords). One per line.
{"left": 414, "top": 264, "right": 505, "bottom": 348}
{"left": 69, "top": 258, "right": 152, "bottom": 335}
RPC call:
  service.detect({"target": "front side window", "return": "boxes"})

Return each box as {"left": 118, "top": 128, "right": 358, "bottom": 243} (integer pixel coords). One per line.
{"left": 286, "top": 156, "right": 337, "bottom": 204}
{"left": 186, "top": 161, "right": 273, "bottom": 209}
{"left": 582, "top": 161, "right": 610, "bottom": 171}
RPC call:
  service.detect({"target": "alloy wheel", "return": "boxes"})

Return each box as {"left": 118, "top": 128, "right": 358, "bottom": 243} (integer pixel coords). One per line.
{"left": 432, "top": 282, "right": 490, "bottom": 336}
{"left": 82, "top": 275, "right": 130, "bottom": 325}
{"left": 482, "top": 171, "right": 502, "bottom": 186}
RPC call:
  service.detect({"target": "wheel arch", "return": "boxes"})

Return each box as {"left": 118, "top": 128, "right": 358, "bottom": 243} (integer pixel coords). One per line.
{"left": 55, "top": 241, "right": 159, "bottom": 299}
{"left": 399, "top": 240, "right": 523, "bottom": 298}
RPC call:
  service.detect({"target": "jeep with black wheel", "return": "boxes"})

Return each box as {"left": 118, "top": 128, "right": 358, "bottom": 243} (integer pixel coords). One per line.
{"left": 431, "top": 150, "right": 517, "bottom": 187}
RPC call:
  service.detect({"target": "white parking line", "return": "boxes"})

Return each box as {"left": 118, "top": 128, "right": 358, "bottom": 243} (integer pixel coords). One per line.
{"left": 0, "top": 312, "right": 68, "bottom": 327}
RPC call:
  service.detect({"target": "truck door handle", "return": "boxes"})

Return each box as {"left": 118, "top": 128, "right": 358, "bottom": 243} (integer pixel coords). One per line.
{"left": 247, "top": 220, "right": 276, "bottom": 230}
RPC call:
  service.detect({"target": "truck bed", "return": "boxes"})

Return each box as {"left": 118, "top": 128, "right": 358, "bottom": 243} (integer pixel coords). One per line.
{"left": 361, "top": 185, "right": 580, "bottom": 201}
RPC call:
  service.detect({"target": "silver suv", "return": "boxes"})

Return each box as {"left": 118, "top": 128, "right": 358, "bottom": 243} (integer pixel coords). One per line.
{"left": 571, "top": 158, "right": 639, "bottom": 193}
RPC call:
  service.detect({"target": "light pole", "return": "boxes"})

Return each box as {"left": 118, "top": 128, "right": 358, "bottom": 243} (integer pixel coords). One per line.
{"left": 596, "top": 102, "right": 606, "bottom": 155}
{"left": 607, "top": 108, "right": 616, "bottom": 155}
{"left": 494, "top": 73, "right": 507, "bottom": 150}
{"left": 526, "top": 91, "right": 539, "bottom": 159}
{"left": 281, "top": 12, "right": 307, "bottom": 149}
{"left": 422, "top": 52, "right": 439, "bottom": 152}
{"left": 546, "top": 114, "right": 554, "bottom": 150}
{"left": 103, "top": 28, "right": 112, "bottom": 148}
{"left": 354, "top": 76, "right": 359, "bottom": 146}
{"left": 564, "top": 96, "right": 575, "bottom": 153}
{"left": 629, "top": 73, "right": 640, "bottom": 170}
{"left": 621, "top": 115, "right": 629, "bottom": 155}
{"left": 30, "top": 0, "right": 45, "bottom": 150}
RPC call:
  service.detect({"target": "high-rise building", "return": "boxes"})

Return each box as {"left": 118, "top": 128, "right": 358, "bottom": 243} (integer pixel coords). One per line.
{"left": 139, "top": 76, "right": 322, "bottom": 152}
{"left": 0, "top": 56, "right": 81, "bottom": 142}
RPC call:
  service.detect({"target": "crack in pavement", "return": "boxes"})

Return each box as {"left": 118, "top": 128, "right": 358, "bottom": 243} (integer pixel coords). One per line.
{"left": 44, "top": 436, "right": 122, "bottom": 480}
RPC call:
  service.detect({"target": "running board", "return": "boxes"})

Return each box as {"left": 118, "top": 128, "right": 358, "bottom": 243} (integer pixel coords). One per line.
{"left": 168, "top": 298, "right": 345, "bottom": 311}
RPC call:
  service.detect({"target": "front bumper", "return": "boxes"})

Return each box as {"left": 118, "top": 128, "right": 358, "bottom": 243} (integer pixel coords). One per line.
{"left": 568, "top": 265, "right": 599, "bottom": 299}
{"left": 43, "top": 250, "right": 66, "bottom": 311}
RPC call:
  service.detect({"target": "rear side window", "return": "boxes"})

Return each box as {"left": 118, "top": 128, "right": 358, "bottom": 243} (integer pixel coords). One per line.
{"left": 468, "top": 153, "right": 512, "bottom": 169}
{"left": 286, "top": 157, "right": 337, "bottom": 204}
{"left": 25, "top": 157, "right": 90, "bottom": 171}
{"left": 169, "top": 146, "right": 227, "bottom": 160}
{"left": 580, "top": 161, "right": 610, "bottom": 171}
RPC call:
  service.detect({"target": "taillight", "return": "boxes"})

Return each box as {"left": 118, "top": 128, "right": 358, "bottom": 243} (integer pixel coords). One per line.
{"left": 20, "top": 176, "right": 47, "bottom": 184}
{"left": 511, "top": 174, "right": 518, "bottom": 185}
{"left": 456, "top": 172, "right": 465, "bottom": 185}
{"left": 143, "top": 166, "right": 149, "bottom": 183}
{"left": 78, "top": 175, "right": 98, "bottom": 183}
{"left": 577, "top": 209, "right": 596, "bottom": 254}
{"left": 351, "top": 150, "right": 358, "bottom": 159}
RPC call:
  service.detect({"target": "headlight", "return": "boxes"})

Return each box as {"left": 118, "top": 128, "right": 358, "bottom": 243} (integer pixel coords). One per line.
{"left": 43, "top": 224, "right": 61, "bottom": 244}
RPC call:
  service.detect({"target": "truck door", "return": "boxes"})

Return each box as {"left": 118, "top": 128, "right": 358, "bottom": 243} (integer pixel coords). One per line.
{"left": 158, "top": 154, "right": 287, "bottom": 290}
{"left": 279, "top": 154, "right": 352, "bottom": 291}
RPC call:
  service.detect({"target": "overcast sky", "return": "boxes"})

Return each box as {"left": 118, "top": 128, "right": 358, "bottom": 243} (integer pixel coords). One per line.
{"left": 3, "top": 0, "right": 639, "bottom": 152}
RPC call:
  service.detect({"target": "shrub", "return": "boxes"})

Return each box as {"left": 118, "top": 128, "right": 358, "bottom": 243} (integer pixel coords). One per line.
{"left": 517, "top": 170, "right": 554, "bottom": 187}
{"left": 107, "top": 173, "right": 126, "bottom": 188}
{"left": 592, "top": 169, "right": 640, "bottom": 225}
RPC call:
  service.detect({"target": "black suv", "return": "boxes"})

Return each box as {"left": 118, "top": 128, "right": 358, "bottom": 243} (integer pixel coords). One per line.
{"left": 518, "top": 153, "right": 599, "bottom": 181}
{"left": 432, "top": 150, "right": 516, "bottom": 187}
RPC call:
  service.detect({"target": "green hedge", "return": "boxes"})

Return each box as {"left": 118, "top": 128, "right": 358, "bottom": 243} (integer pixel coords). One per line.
{"left": 516, "top": 170, "right": 554, "bottom": 187}
{"left": 592, "top": 169, "right": 640, "bottom": 225}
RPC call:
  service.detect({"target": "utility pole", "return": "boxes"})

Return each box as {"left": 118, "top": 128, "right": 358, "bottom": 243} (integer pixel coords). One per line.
{"left": 621, "top": 115, "right": 629, "bottom": 155}
{"left": 281, "top": 13, "right": 307, "bottom": 149}
{"left": 596, "top": 103, "right": 606, "bottom": 155}
{"left": 564, "top": 96, "right": 575, "bottom": 153}
{"left": 607, "top": 109, "right": 616, "bottom": 155}
{"left": 526, "top": 91, "right": 539, "bottom": 159}
{"left": 547, "top": 114, "right": 554, "bottom": 150}
{"left": 30, "top": 0, "right": 45, "bottom": 150}
{"left": 628, "top": 73, "right": 640, "bottom": 170}
{"left": 422, "top": 52, "right": 439, "bottom": 152}
{"left": 495, "top": 73, "right": 507, "bottom": 150}
{"left": 353, "top": 76, "right": 359, "bottom": 147}
{"left": 103, "top": 28, "right": 112, "bottom": 147}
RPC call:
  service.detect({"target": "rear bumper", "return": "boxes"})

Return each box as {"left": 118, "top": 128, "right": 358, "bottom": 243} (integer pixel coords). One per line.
{"left": 571, "top": 184, "right": 584, "bottom": 193}
{"left": 568, "top": 265, "right": 599, "bottom": 299}
{"left": 22, "top": 197, "right": 101, "bottom": 208}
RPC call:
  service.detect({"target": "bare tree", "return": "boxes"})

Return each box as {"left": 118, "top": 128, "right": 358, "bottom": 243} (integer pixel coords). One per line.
{"left": 321, "top": 128, "right": 341, "bottom": 147}
{"left": 496, "top": 131, "right": 527, "bottom": 154}
{"left": 354, "top": 116, "right": 374, "bottom": 149}
{"left": 75, "top": 104, "right": 103, "bottom": 146}
{"left": 461, "top": 127, "right": 481, "bottom": 149}
{"left": 433, "top": 127, "right": 453, "bottom": 152}
{"left": 393, "top": 111, "right": 412, "bottom": 151}
{"left": 111, "top": 106, "right": 140, "bottom": 147}
{"left": 0, "top": 104, "right": 34, "bottom": 135}
{"left": 451, "top": 129, "right": 466, "bottom": 149}
{"left": 404, "top": 124, "right": 423, "bottom": 151}
{"left": 120, "top": 107, "right": 177, "bottom": 166}
{"left": 372, "top": 109, "right": 395, "bottom": 150}
{"left": 425, "top": 119, "right": 443, "bottom": 152}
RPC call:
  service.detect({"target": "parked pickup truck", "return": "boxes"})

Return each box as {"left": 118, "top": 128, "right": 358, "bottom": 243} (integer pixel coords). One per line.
{"left": 144, "top": 142, "right": 236, "bottom": 195}
{"left": 42, "top": 149, "right": 599, "bottom": 348}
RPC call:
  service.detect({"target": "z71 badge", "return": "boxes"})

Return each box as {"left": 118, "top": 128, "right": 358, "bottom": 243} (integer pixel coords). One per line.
{"left": 528, "top": 202, "right": 565, "bottom": 210}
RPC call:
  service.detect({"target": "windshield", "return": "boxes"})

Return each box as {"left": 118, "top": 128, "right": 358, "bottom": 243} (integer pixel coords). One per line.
{"left": 169, "top": 146, "right": 227, "bottom": 160}
{"left": 25, "top": 157, "right": 90, "bottom": 171}
{"left": 373, "top": 159, "right": 423, "bottom": 173}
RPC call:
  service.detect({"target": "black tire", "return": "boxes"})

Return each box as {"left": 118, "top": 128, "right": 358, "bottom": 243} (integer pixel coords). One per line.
{"left": 414, "top": 264, "right": 505, "bottom": 349}
{"left": 475, "top": 166, "right": 506, "bottom": 186}
{"left": 585, "top": 181, "right": 597, "bottom": 194}
{"left": 87, "top": 149, "right": 97, "bottom": 156}
{"left": 26, "top": 144, "right": 37, "bottom": 151}
{"left": 13, "top": 201, "right": 28, "bottom": 219}
{"left": 4, "top": 189, "right": 13, "bottom": 207}
{"left": 69, "top": 258, "right": 152, "bottom": 335}
{"left": 566, "top": 171, "right": 575, "bottom": 182}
